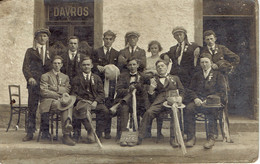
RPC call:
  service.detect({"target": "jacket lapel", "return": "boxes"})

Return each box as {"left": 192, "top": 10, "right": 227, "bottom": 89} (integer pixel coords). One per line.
{"left": 49, "top": 71, "right": 58, "bottom": 86}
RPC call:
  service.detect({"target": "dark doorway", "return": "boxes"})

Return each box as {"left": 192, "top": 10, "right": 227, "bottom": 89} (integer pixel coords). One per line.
{"left": 203, "top": 18, "right": 255, "bottom": 117}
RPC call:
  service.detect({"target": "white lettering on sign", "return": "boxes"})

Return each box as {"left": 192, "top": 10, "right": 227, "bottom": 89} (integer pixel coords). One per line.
{"left": 53, "top": 6, "right": 89, "bottom": 17}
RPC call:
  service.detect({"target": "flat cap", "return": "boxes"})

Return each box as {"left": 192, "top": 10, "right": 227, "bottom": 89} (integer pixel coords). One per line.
{"left": 172, "top": 26, "right": 187, "bottom": 35}
{"left": 125, "top": 31, "right": 140, "bottom": 38}
{"left": 200, "top": 52, "right": 212, "bottom": 61}
{"left": 34, "top": 28, "right": 51, "bottom": 37}
{"left": 103, "top": 30, "right": 116, "bottom": 38}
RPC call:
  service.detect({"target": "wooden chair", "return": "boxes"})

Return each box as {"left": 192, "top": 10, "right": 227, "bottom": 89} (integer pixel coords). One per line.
{"left": 6, "top": 85, "right": 28, "bottom": 132}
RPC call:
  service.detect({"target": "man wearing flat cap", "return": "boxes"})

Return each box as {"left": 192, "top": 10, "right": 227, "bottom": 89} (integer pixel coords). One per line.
{"left": 91, "top": 30, "right": 120, "bottom": 139}
{"left": 184, "top": 53, "right": 226, "bottom": 149}
{"left": 22, "top": 28, "right": 53, "bottom": 141}
{"left": 118, "top": 31, "right": 146, "bottom": 73}
{"left": 161, "top": 26, "right": 200, "bottom": 89}
{"left": 39, "top": 55, "right": 76, "bottom": 146}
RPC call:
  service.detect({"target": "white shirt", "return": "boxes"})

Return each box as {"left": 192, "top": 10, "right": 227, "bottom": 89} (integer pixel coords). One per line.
{"left": 83, "top": 72, "right": 91, "bottom": 81}
{"left": 159, "top": 74, "right": 168, "bottom": 85}
{"left": 203, "top": 67, "right": 212, "bottom": 79}
{"left": 103, "top": 46, "right": 111, "bottom": 55}
{"left": 177, "top": 41, "right": 185, "bottom": 65}
{"left": 129, "top": 72, "right": 137, "bottom": 83}
{"left": 129, "top": 46, "right": 137, "bottom": 54}
{"left": 69, "top": 50, "right": 77, "bottom": 60}
{"left": 36, "top": 44, "right": 46, "bottom": 65}
{"left": 207, "top": 45, "right": 216, "bottom": 55}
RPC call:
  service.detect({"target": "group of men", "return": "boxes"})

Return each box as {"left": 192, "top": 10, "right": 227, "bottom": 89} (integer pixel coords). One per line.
{"left": 22, "top": 26, "right": 239, "bottom": 149}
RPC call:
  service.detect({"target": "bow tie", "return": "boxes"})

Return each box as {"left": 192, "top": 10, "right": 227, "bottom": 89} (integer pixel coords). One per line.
{"left": 130, "top": 74, "right": 137, "bottom": 77}
{"left": 159, "top": 75, "right": 167, "bottom": 78}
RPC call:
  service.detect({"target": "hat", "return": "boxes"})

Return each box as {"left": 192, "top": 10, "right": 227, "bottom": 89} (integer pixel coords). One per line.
{"left": 125, "top": 31, "right": 140, "bottom": 38}
{"left": 202, "top": 95, "right": 223, "bottom": 108}
{"left": 216, "top": 60, "right": 233, "bottom": 74}
{"left": 172, "top": 26, "right": 187, "bottom": 35}
{"left": 56, "top": 93, "right": 76, "bottom": 111}
{"left": 200, "top": 52, "right": 212, "bottom": 61}
{"left": 104, "top": 64, "right": 120, "bottom": 80}
{"left": 103, "top": 30, "right": 116, "bottom": 38}
{"left": 73, "top": 100, "right": 92, "bottom": 119}
{"left": 34, "top": 28, "right": 51, "bottom": 37}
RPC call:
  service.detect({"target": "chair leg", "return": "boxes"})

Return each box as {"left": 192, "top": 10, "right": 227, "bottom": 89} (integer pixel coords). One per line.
{"left": 205, "top": 115, "right": 209, "bottom": 140}
{"left": 6, "top": 108, "right": 13, "bottom": 132}
{"left": 25, "top": 108, "right": 28, "bottom": 132}
{"left": 37, "top": 126, "right": 42, "bottom": 142}
{"left": 16, "top": 110, "right": 21, "bottom": 130}
{"left": 50, "top": 114, "right": 54, "bottom": 143}
{"left": 55, "top": 114, "right": 59, "bottom": 141}
{"left": 156, "top": 117, "right": 163, "bottom": 142}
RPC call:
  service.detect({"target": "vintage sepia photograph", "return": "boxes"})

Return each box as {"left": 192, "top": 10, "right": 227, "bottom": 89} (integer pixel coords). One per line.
{"left": 0, "top": 0, "right": 259, "bottom": 163}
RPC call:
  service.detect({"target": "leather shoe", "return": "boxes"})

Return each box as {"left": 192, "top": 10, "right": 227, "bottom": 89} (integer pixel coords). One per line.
{"left": 87, "top": 132, "right": 95, "bottom": 143}
{"left": 64, "top": 122, "right": 73, "bottom": 133}
{"left": 127, "top": 142, "right": 136, "bottom": 147}
{"left": 23, "top": 133, "right": 33, "bottom": 142}
{"left": 170, "top": 138, "right": 179, "bottom": 148}
{"left": 104, "top": 133, "right": 111, "bottom": 139}
{"left": 120, "top": 141, "right": 128, "bottom": 146}
{"left": 41, "top": 133, "right": 50, "bottom": 140}
{"left": 62, "top": 134, "right": 76, "bottom": 146}
{"left": 203, "top": 139, "right": 215, "bottom": 149}
{"left": 185, "top": 137, "right": 196, "bottom": 147}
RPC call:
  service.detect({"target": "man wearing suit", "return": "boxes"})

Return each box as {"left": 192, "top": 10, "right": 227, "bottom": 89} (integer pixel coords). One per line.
{"left": 118, "top": 31, "right": 146, "bottom": 72}
{"left": 60, "top": 36, "right": 87, "bottom": 141}
{"left": 161, "top": 26, "right": 200, "bottom": 89}
{"left": 92, "top": 30, "right": 119, "bottom": 139}
{"left": 39, "top": 55, "right": 76, "bottom": 146}
{"left": 184, "top": 53, "right": 226, "bottom": 149}
{"left": 71, "top": 57, "right": 110, "bottom": 139}
{"left": 137, "top": 59, "right": 185, "bottom": 147}
{"left": 115, "top": 57, "right": 149, "bottom": 146}
{"left": 22, "top": 29, "right": 53, "bottom": 141}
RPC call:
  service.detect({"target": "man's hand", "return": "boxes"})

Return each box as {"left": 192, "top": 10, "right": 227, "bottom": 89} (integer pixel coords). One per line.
{"left": 128, "top": 84, "right": 136, "bottom": 92}
{"left": 212, "top": 63, "right": 219, "bottom": 70}
{"left": 193, "top": 47, "right": 200, "bottom": 67}
{"left": 91, "top": 101, "right": 97, "bottom": 110}
{"left": 148, "top": 78, "right": 157, "bottom": 94}
{"left": 194, "top": 98, "right": 203, "bottom": 106}
{"left": 28, "top": 78, "right": 37, "bottom": 86}
{"left": 97, "top": 65, "right": 105, "bottom": 73}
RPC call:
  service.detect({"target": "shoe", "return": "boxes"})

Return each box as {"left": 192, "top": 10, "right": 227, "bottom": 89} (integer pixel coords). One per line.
{"left": 127, "top": 142, "right": 136, "bottom": 147}
{"left": 41, "top": 132, "right": 50, "bottom": 140}
{"left": 170, "top": 138, "right": 179, "bottom": 148}
{"left": 144, "top": 132, "right": 152, "bottom": 138}
{"left": 203, "top": 139, "right": 215, "bottom": 149}
{"left": 64, "top": 122, "right": 73, "bottom": 133}
{"left": 104, "top": 133, "right": 111, "bottom": 139}
{"left": 23, "top": 133, "right": 33, "bottom": 142}
{"left": 120, "top": 141, "right": 128, "bottom": 147}
{"left": 62, "top": 134, "right": 76, "bottom": 146}
{"left": 87, "top": 132, "right": 95, "bottom": 143}
{"left": 185, "top": 137, "right": 196, "bottom": 147}
{"left": 137, "top": 137, "right": 142, "bottom": 145}
{"left": 158, "top": 133, "right": 164, "bottom": 139}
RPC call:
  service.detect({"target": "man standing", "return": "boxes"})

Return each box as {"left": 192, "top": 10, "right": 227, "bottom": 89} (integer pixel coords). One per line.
{"left": 118, "top": 31, "right": 146, "bottom": 72}
{"left": 92, "top": 30, "right": 119, "bottom": 139}
{"left": 22, "top": 29, "right": 53, "bottom": 141}
{"left": 137, "top": 60, "right": 185, "bottom": 147}
{"left": 184, "top": 53, "right": 226, "bottom": 149}
{"left": 39, "top": 55, "right": 76, "bottom": 146}
{"left": 71, "top": 57, "right": 110, "bottom": 139}
{"left": 61, "top": 36, "right": 86, "bottom": 141}
{"left": 161, "top": 26, "right": 200, "bottom": 89}
{"left": 115, "top": 57, "right": 149, "bottom": 146}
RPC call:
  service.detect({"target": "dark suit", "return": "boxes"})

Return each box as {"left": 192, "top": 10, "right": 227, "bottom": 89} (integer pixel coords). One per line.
{"left": 71, "top": 72, "right": 109, "bottom": 137}
{"left": 118, "top": 46, "right": 146, "bottom": 72}
{"left": 115, "top": 71, "right": 149, "bottom": 134}
{"left": 184, "top": 69, "right": 226, "bottom": 140}
{"left": 22, "top": 47, "right": 52, "bottom": 133}
{"left": 161, "top": 42, "right": 199, "bottom": 89}
{"left": 61, "top": 51, "right": 87, "bottom": 81}
{"left": 138, "top": 74, "right": 185, "bottom": 139}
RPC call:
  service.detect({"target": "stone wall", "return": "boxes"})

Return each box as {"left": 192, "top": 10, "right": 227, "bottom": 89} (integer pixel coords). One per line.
{"left": 0, "top": 0, "right": 34, "bottom": 104}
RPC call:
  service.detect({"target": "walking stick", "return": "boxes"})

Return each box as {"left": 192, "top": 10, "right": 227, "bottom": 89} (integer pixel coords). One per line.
{"left": 86, "top": 110, "right": 103, "bottom": 148}
{"left": 132, "top": 89, "right": 138, "bottom": 130}
{"left": 171, "top": 104, "right": 187, "bottom": 155}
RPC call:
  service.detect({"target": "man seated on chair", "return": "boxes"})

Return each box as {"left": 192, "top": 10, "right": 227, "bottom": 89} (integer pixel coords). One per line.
{"left": 39, "top": 55, "right": 76, "bottom": 146}
{"left": 137, "top": 59, "right": 185, "bottom": 147}
{"left": 71, "top": 56, "right": 110, "bottom": 140}
{"left": 184, "top": 53, "right": 226, "bottom": 149}
{"left": 115, "top": 57, "right": 149, "bottom": 146}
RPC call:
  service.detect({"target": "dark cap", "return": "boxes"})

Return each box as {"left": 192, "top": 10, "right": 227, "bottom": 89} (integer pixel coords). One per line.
{"left": 104, "top": 30, "right": 116, "bottom": 38}
{"left": 200, "top": 52, "right": 212, "bottom": 61}
{"left": 172, "top": 26, "right": 187, "bottom": 35}
{"left": 34, "top": 28, "right": 51, "bottom": 38}
{"left": 125, "top": 31, "right": 140, "bottom": 38}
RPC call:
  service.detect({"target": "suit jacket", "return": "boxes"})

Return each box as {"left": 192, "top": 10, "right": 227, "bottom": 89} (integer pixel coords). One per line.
{"left": 200, "top": 44, "right": 240, "bottom": 68}
{"left": 161, "top": 42, "right": 199, "bottom": 88}
{"left": 118, "top": 46, "right": 146, "bottom": 72}
{"left": 22, "top": 48, "right": 52, "bottom": 87}
{"left": 149, "top": 74, "right": 185, "bottom": 106}
{"left": 188, "top": 69, "right": 226, "bottom": 103}
{"left": 92, "top": 46, "right": 119, "bottom": 80}
{"left": 61, "top": 51, "right": 87, "bottom": 80}
{"left": 71, "top": 72, "right": 105, "bottom": 104}
{"left": 39, "top": 70, "right": 70, "bottom": 113}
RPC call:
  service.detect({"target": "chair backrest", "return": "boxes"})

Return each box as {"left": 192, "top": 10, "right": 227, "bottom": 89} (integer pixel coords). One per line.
{"left": 8, "top": 85, "right": 21, "bottom": 108}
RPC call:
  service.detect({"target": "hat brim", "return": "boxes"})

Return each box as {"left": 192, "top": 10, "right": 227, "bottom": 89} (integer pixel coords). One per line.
{"left": 172, "top": 30, "right": 186, "bottom": 35}
{"left": 56, "top": 95, "right": 76, "bottom": 111}
{"left": 73, "top": 100, "right": 92, "bottom": 119}
{"left": 34, "top": 29, "right": 51, "bottom": 37}
{"left": 201, "top": 103, "right": 223, "bottom": 108}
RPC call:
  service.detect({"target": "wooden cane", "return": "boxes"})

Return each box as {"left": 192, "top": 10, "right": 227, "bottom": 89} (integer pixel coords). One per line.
{"left": 132, "top": 89, "right": 138, "bottom": 130}
{"left": 171, "top": 104, "right": 187, "bottom": 155}
{"left": 86, "top": 110, "right": 103, "bottom": 148}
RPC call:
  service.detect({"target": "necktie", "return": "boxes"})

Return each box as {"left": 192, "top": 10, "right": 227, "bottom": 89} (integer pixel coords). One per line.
{"left": 56, "top": 73, "right": 60, "bottom": 86}
{"left": 106, "top": 49, "right": 110, "bottom": 61}
{"left": 210, "top": 48, "right": 215, "bottom": 55}
{"left": 71, "top": 52, "right": 75, "bottom": 60}
{"left": 176, "top": 43, "right": 182, "bottom": 58}
{"left": 40, "top": 46, "right": 44, "bottom": 65}
{"left": 131, "top": 48, "right": 134, "bottom": 55}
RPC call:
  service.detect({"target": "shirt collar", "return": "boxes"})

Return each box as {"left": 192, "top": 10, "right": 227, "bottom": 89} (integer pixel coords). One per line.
{"left": 83, "top": 72, "right": 91, "bottom": 79}
{"left": 52, "top": 69, "right": 60, "bottom": 75}
{"left": 103, "top": 46, "right": 111, "bottom": 53}
{"left": 36, "top": 43, "right": 46, "bottom": 49}
{"left": 207, "top": 44, "right": 216, "bottom": 50}
{"left": 69, "top": 50, "right": 77, "bottom": 55}
{"left": 129, "top": 46, "right": 137, "bottom": 52}
{"left": 130, "top": 72, "right": 138, "bottom": 76}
